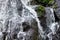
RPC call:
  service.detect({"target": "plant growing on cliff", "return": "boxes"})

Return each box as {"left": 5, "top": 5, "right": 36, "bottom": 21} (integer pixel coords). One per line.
{"left": 53, "top": 3, "right": 58, "bottom": 9}
{"left": 37, "top": 5, "right": 45, "bottom": 17}
{"left": 36, "top": 0, "right": 54, "bottom": 5}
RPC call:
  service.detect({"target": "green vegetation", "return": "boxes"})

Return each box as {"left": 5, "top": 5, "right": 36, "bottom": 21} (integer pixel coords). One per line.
{"left": 48, "top": 0, "right": 54, "bottom": 5}
{"left": 35, "top": 0, "right": 54, "bottom": 17}
{"left": 37, "top": 5, "right": 45, "bottom": 17}
{"left": 35, "top": 0, "right": 56, "bottom": 17}
{"left": 53, "top": 3, "right": 58, "bottom": 9}
{"left": 37, "top": 0, "right": 54, "bottom": 5}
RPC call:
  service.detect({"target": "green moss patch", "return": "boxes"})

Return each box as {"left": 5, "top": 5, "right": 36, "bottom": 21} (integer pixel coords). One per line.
{"left": 36, "top": 0, "right": 54, "bottom": 6}
{"left": 37, "top": 5, "right": 45, "bottom": 17}
{"left": 53, "top": 3, "right": 58, "bottom": 9}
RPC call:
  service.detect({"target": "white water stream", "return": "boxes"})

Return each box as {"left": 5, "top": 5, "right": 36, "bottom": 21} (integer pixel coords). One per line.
{"left": 0, "top": 0, "right": 59, "bottom": 40}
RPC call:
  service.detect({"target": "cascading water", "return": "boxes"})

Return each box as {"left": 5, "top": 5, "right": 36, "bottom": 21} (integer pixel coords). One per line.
{"left": 0, "top": 0, "right": 44, "bottom": 40}
{"left": 45, "top": 7, "right": 59, "bottom": 40}
{"left": 21, "top": 0, "right": 45, "bottom": 39}
{"left": 0, "top": 0, "right": 59, "bottom": 40}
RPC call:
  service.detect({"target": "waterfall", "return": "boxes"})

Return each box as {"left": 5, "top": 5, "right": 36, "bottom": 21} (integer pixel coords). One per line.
{"left": 21, "top": 0, "right": 45, "bottom": 39}
{"left": 0, "top": 0, "right": 44, "bottom": 40}
{"left": 45, "top": 7, "right": 59, "bottom": 40}
{"left": 0, "top": 0, "right": 60, "bottom": 40}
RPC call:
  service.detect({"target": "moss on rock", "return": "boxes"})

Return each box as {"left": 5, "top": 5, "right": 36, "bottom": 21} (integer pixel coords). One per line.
{"left": 36, "top": 0, "right": 54, "bottom": 6}
{"left": 37, "top": 5, "right": 45, "bottom": 17}
{"left": 53, "top": 3, "right": 58, "bottom": 9}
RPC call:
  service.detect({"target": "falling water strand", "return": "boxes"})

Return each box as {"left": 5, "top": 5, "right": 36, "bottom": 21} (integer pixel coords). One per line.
{"left": 45, "top": 7, "right": 59, "bottom": 40}
{"left": 0, "top": 0, "right": 60, "bottom": 40}
{"left": 21, "top": 0, "right": 45, "bottom": 39}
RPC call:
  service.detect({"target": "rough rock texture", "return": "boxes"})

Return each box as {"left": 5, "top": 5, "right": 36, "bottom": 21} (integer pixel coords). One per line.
{"left": 55, "top": 0, "right": 60, "bottom": 19}
{"left": 53, "top": 0, "right": 60, "bottom": 40}
{"left": 0, "top": 0, "right": 38, "bottom": 40}
{"left": 52, "top": 21, "right": 60, "bottom": 40}
{"left": 0, "top": 0, "right": 60, "bottom": 40}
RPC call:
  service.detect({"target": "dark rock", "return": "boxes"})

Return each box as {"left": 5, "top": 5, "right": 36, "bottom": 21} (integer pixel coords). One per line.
{"left": 54, "top": 11, "right": 59, "bottom": 22}
{"left": 22, "top": 19, "right": 38, "bottom": 40}
{"left": 55, "top": 8, "right": 60, "bottom": 19}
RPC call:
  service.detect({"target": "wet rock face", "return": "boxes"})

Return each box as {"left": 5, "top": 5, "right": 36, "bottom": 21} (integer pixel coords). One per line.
{"left": 39, "top": 7, "right": 60, "bottom": 40}
{"left": 54, "top": 0, "right": 60, "bottom": 20}
{"left": 22, "top": 21, "right": 38, "bottom": 40}
{"left": 55, "top": 8, "right": 60, "bottom": 20}
{"left": 0, "top": 0, "right": 60, "bottom": 40}
{"left": 0, "top": 0, "right": 38, "bottom": 40}
{"left": 38, "top": 16, "right": 47, "bottom": 31}
{"left": 2, "top": 16, "right": 38, "bottom": 40}
{"left": 52, "top": 22, "right": 60, "bottom": 40}
{"left": 0, "top": 17, "right": 38, "bottom": 40}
